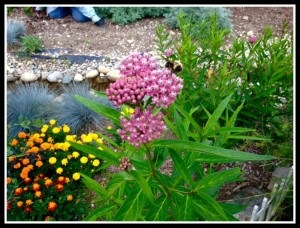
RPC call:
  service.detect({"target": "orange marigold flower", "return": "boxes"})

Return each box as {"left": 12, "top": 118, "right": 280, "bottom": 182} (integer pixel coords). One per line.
{"left": 48, "top": 202, "right": 57, "bottom": 212}
{"left": 8, "top": 155, "right": 16, "bottom": 162}
{"left": 44, "top": 215, "right": 54, "bottom": 221}
{"left": 32, "top": 183, "right": 41, "bottom": 191}
{"left": 35, "top": 137, "right": 43, "bottom": 144}
{"left": 36, "top": 154, "right": 42, "bottom": 161}
{"left": 35, "top": 191, "right": 42, "bottom": 198}
{"left": 40, "top": 142, "right": 51, "bottom": 150}
{"left": 67, "top": 195, "right": 73, "bottom": 201}
{"left": 26, "top": 199, "right": 33, "bottom": 206}
{"left": 23, "top": 186, "right": 29, "bottom": 192}
{"left": 57, "top": 176, "right": 65, "bottom": 184}
{"left": 24, "top": 206, "right": 32, "bottom": 213}
{"left": 22, "top": 158, "right": 30, "bottom": 165}
{"left": 18, "top": 132, "right": 27, "bottom": 139}
{"left": 27, "top": 164, "right": 34, "bottom": 170}
{"left": 29, "top": 146, "right": 39, "bottom": 154}
{"left": 14, "top": 187, "right": 23, "bottom": 196}
{"left": 24, "top": 177, "right": 31, "bottom": 184}
{"left": 7, "top": 177, "right": 12, "bottom": 184}
{"left": 17, "top": 201, "right": 24, "bottom": 208}
{"left": 44, "top": 179, "right": 53, "bottom": 187}
{"left": 36, "top": 161, "right": 43, "bottom": 168}
{"left": 7, "top": 202, "right": 12, "bottom": 211}
{"left": 64, "top": 177, "right": 70, "bottom": 184}
{"left": 13, "top": 162, "right": 21, "bottom": 169}
{"left": 26, "top": 141, "right": 34, "bottom": 148}
{"left": 11, "top": 139, "right": 19, "bottom": 146}
{"left": 55, "top": 184, "right": 64, "bottom": 192}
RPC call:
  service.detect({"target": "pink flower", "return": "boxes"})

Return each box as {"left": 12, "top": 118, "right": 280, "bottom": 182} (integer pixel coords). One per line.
{"left": 164, "top": 49, "right": 173, "bottom": 57}
{"left": 248, "top": 35, "right": 258, "bottom": 44}
{"left": 117, "top": 107, "right": 166, "bottom": 148}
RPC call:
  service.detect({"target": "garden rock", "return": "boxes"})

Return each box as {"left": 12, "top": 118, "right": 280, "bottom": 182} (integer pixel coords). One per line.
{"left": 47, "top": 71, "right": 64, "bottom": 82}
{"left": 20, "top": 72, "right": 38, "bottom": 82}
{"left": 267, "top": 167, "right": 292, "bottom": 190}
{"left": 106, "top": 70, "right": 122, "bottom": 81}
{"left": 98, "top": 66, "right": 111, "bottom": 74}
{"left": 86, "top": 69, "right": 99, "bottom": 79}
{"left": 74, "top": 73, "right": 84, "bottom": 81}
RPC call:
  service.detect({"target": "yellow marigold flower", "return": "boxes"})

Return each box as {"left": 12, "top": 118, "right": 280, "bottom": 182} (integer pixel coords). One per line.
{"left": 22, "top": 158, "right": 30, "bottom": 165}
{"left": 7, "top": 177, "right": 12, "bottom": 184}
{"left": 17, "top": 201, "right": 24, "bottom": 208}
{"left": 26, "top": 199, "right": 33, "bottom": 205}
{"left": 66, "top": 135, "right": 76, "bottom": 142}
{"left": 96, "top": 138, "right": 103, "bottom": 144}
{"left": 80, "top": 156, "right": 88, "bottom": 164}
{"left": 49, "top": 119, "right": 56, "bottom": 125}
{"left": 91, "top": 133, "right": 99, "bottom": 140}
{"left": 41, "top": 127, "right": 47, "bottom": 133}
{"left": 63, "top": 125, "right": 70, "bottom": 133}
{"left": 98, "top": 146, "right": 104, "bottom": 151}
{"left": 67, "top": 195, "right": 73, "bottom": 201}
{"left": 8, "top": 155, "right": 16, "bottom": 162}
{"left": 40, "top": 133, "right": 45, "bottom": 137}
{"left": 35, "top": 191, "right": 42, "bottom": 198}
{"left": 18, "top": 132, "right": 27, "bottom": 139}
{"left": 33, "top": 133, "right": 40, "bottom": 138}
{"left": 67, "top": 154, "right": 73, "bottom": 159}
{"left": 88, "top": 154, "right": 95, "bottom": 159}
{"left": 81, "top": 135, "right": 92, "bottom": 143}
{"left": 27, "top": 141, "right": 34, "bottom": 147}
{"left": 92, "top": 159, "right": 100, "bottom": 167}
{"left": 36, "top": 161, "right": 43, "bottom": 168}
{"left": 13, "top": 162, "right": 21, "bottom": 169}
{"left": 52, "top": 127, "right": 60, "bottom": 134}
{"left": 62, "top": 142, "right": 71, "bottom": 151}
{"left": 72, "top": 151, "right": 80, "bottom": 158}
{"left": 47, "top": 137, "right": 53, "bottom": 143}
{"left": 61, "top": 158, "right": 68, "bottom": 166}
{"left": 73, "top": 172, "right": 80, "bottom": 181}
{"left": 107, "top": 125, "right": 112, "bottom": 130}
{"left": 56, "top": 167, "right": 63, "bottom": 174}
{"left": 76, "top": 140, "right": 83, "bottom": 145}
{"left": 11, "top": 139, "right": 18, "bottom": 146}
{"left": 49, "top": 157, "right": 57, "bottom": 164}
{"left": 65, "top": 177, "right": 70, "bottom": 184}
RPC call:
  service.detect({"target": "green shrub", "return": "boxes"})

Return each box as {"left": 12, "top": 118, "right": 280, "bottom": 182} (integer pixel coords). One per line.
{"left": 20, "top": 35, "right": 43, "bottom": 54}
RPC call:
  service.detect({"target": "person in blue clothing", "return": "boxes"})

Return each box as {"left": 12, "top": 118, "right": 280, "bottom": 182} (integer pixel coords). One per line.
{"left": 35, "top": 7, "right": 105, "bottom": 26}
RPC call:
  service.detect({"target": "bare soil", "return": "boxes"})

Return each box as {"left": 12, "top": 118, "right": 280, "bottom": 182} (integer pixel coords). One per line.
{"left": 7, "top": 6, "right": 294, "bottom": 58}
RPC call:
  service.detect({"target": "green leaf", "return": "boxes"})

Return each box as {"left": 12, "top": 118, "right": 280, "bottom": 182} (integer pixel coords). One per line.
{"left": 114, "top": 186, "right": 147, "bottom": 221}
{"left": 191, "top": 192, "right": 233, "bottom": 221}
{"left": 173, "top": 194, "right": 193, "bottom": 221}
{"left": 173, "top": 108, "right": 188, "bottom": 140}
{"left": 92, "top": 89, "right": 108, "bottom": 98}
{"left": 68, "top": 141, "right": 121, "bottom": 164}
{"left": 73, "top": 94, "right": 121, "bottom": 127}
{"left": 106, "top": 174, "right": 126, "bottom": 197}
{"left": 196, "top": 168, "right": 244, "bottom": 195}
{"left": 80, "top": 173, "right": 107, "bottom": 198}
{"left": 169, "top": 150, "right": 195, "bottom": 189}
{"left": 206, "top": 127, "right": 256, "bottom": 136}
{"left": 203, "top": 93, "right": 233, "bottom": 136}
{"left": 97, "top": 132, "right": 121, "bottom": 150}
{"left": 83, "top": 204, "right": 117, "bottom": 221}
{"left": 174, "top": 104, "right": 201, "bottom": 132}
{"left": 129, "top": 170, "right": 155, "bottom": 203}
{"left": 152, "top": 140, "right": 276, "bottom": 163}
{"left": 227, "top": 135, "right": 271, "bottom": 141}
{"left": 146, "top": 196, "right": 170, "bottom": 221}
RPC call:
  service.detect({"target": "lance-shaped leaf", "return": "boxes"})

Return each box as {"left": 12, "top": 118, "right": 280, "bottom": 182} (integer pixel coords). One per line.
{"left": 73, "top": 94, "right": 120, "bottom": 126}
{"left": 145, "top": 196, "right": 170, "bottom": 221}
{"left": 83, "top": 204, "right": 117, "bottom": 221}
{"left": 80, "top": 173, "right": 107, "bottom": 198}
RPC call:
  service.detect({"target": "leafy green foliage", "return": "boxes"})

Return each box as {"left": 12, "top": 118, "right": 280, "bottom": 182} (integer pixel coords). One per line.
{"left": 20, "top": 35, "right": 43, "bottom": 54}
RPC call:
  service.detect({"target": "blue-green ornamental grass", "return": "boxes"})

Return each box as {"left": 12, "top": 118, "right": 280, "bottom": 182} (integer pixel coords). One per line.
{"left": 7, "top": 19, "right": 26, "bottom": 45}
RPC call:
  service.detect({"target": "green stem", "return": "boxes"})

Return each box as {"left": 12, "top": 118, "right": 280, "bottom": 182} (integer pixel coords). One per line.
{"left": 144, "top": 143, "right": 171, "bottom": 197}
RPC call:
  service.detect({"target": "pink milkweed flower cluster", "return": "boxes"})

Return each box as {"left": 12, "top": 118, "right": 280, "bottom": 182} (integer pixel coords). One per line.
{"left": 117, "top": 107, "right": 166, "bottom": 148}
{"left": 144, "top": 69, "right": 183, "bottom": 108}
{"left": 117, "top": 52, "right": 158, "bottom": 78}
{"left": 106, "top": 52, "right": 183, "bottom": 108}
{"left": 106, "top": 75, "right": 146, "bottom": 106}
